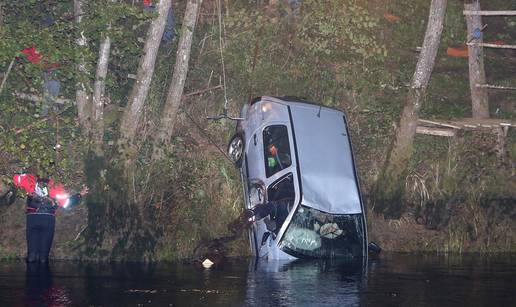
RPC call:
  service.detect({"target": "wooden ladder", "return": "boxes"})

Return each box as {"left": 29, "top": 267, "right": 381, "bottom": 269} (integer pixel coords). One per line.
{"left": 417, "top": 3, "right": 516, "bottom": 163}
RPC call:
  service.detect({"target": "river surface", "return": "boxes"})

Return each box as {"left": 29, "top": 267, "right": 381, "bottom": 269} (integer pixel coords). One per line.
{"left": 0, "top": 253, "right": 515, "bottom": 306}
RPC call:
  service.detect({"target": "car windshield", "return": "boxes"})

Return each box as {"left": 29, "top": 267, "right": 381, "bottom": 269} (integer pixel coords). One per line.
{"left": 278, "top": 205, "right": 365, "bottom": 258}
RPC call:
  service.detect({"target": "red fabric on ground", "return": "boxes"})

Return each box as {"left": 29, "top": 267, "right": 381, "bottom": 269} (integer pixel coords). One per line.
{"left": 384, "top": 13, "right": 400, "bottom": 23}
{"left": 20, "top": 47, "right": 41, "bottom": 64}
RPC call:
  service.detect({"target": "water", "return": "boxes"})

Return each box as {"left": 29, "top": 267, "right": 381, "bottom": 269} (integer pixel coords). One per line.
{"left": 0, "top": 253, "right": 515, "bottom": 306}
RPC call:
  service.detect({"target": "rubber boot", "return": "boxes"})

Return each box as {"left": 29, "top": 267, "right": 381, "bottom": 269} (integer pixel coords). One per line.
{"left": 26, "top": 253, "right": 38, "bottom": 263}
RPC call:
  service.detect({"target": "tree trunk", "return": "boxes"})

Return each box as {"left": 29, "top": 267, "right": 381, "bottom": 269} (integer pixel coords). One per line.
{"left": 465, "top": 1, "right": 489, "bottom": 119}
{"left": 118, "top": 0, "right": 172, "bottom": 152}
{"left": 74, "top": 0, "right": 91, "bottom": 135}
{"left": 92, "top": 34, "right": 111, "bottom": 155}
{"left": 152, "top": 0, "right": 203, "bottom": 160}
{"left": 376, "top": 0, "right": 447, "bottom": 217}
{"left": 0, "top": 3, "right": 4, "bottom": 31}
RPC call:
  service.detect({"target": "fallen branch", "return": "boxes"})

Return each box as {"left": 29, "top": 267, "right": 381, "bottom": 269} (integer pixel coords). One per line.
{"left": 13, "top": 92, "right": 73, "bottom": 105}
{"left": 418, "top": 119, "right": 461, "bottom": 129}
{"left": 416, "top": 126, "right": 457, "bottom": 137}
{"left": 183, "top": 84, "right": 222, "bottom": 97}
{"left": 476, "top": 84, "right": 516, "bottom": 91}
{"left": 74, "top": 225, "right": 88, "bottom": 241}
{"left": 0, "top": 58, "right": 15, "bottom": 95}
{"left": 126, "top": 289, "right": 158, "bottom": 294}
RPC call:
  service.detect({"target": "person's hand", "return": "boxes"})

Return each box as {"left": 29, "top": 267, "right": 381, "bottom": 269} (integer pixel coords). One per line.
{"left": 80, "top": 185, "right": 89, "bottom": 196}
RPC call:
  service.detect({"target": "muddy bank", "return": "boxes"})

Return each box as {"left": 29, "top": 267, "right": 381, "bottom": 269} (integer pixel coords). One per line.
{"left": 367, "top": 198, "right": 516, "bottom": 253}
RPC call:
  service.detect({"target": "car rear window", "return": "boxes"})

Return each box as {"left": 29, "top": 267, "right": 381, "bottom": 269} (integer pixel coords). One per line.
{"left": 263, "top": 125, "right": 292, "bottom": 177}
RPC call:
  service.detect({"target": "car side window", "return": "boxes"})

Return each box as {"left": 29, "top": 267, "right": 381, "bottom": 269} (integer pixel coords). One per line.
{"left": 266, "top": 173, "right": 295, "bottom": 235}
{"left": 263, "top": 125, "right": 292, "bottom": 178}
{"left": 267, "top": 173, "right": 295, "bottom": 202}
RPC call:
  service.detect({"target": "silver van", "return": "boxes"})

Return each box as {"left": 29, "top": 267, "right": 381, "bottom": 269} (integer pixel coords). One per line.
{"left": 228, "top": 96, "right": 367, "bottom": 260}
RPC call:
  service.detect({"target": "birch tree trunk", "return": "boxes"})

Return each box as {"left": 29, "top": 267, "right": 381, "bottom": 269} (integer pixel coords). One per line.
{"left": 0, "top": 3, "right": 4, "bottom": 31}
{"left": 152, "top": 0, "right": 203, "bottom": 160}
{"left": 92, "top": 34, "right": 111, "bottom": 155}
{"left": 74, "top": 0, "right": 91, "bottom": 135}
{"left": 465, "top": 1, "right": 489, "bottom": 119}
{"left": 376, "top": 0, "right": 447, "bottom": 217}
{"left": 118, "top": 0, "right": 172, "bottom": 151}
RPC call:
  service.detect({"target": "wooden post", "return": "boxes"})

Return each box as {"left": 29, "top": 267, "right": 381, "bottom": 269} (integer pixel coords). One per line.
{"left": 494, "top": 127, "right": 507, "bottom": 164}
{"left": 465, "top": 2, "right": 489, "bottom": 119}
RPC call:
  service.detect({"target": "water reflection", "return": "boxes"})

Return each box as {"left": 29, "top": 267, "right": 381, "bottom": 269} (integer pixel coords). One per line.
{"left": 24, "top": 262, "right": 71, "bottom": 307}
{"left": 0, "top": 254, "right": 515, "bottom": 306}
{"left": 245, "top": 258, "right": 366, "bottom": 306}
{"left": 362, "top": 253, "right": 516, "bottom": 307}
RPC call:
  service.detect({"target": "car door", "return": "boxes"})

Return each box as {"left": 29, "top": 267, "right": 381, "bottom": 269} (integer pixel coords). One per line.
{"left": 244, "top": 126, "right": 267, "bottom": 210}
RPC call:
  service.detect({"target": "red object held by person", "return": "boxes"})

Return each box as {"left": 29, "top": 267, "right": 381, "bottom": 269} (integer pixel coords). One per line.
{"left": 12, "top": 174, "right": 69, "bottom": 208}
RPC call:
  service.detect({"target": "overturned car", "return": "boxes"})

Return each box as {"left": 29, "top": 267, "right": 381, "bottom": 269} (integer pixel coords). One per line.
{"left": 228, "top": 96, "right": 367, "bottom": 260}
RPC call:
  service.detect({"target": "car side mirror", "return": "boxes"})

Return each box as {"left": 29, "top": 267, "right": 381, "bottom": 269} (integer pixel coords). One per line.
{"left": 249, "top": 180, "right": 266, "bottom": 207}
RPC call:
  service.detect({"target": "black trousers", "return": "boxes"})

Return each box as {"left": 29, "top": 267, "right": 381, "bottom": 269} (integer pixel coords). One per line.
{"left": 26, "top": 214, "right": 55, "bottom": 262}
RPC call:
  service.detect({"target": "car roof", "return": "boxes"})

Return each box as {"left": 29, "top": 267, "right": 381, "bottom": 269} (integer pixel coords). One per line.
{"left": 258, "top": 96, "right": 362, "bottom": 215}
{"left": 258, "top": 96, "right": 345, "bottom": 114}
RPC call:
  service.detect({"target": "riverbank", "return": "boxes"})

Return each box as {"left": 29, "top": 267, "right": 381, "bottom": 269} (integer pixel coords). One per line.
{"left": 0, "top": 0, "right": 514, "bottom": 261}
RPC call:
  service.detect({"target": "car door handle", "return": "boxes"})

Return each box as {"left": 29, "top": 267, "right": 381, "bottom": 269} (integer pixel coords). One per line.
{"left": 253, "top": 134, "right": 257, "bottom": 146}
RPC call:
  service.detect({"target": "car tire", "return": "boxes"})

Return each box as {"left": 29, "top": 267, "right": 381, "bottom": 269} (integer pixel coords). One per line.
{"left": 228, "top": 133, "right": 244, "bottom": 167}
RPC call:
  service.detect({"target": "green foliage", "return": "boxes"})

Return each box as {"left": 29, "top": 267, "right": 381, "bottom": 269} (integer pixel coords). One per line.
{"left": 298, "top": 0, "right": 386, "bottom": 59}
{"left": 209, "top": 0, "right": 388, "bottom": 106}
{"left": 0, "top": 247, "right": 18, "bottom": 261}
{"left": 0, "top": 94, "right": 83, "bottom": 184}
{"left": 0, "top": 0, "right": 152, "bottom": 106}
{"left": 0, "top": 1, "right": 154, "bottom": 186}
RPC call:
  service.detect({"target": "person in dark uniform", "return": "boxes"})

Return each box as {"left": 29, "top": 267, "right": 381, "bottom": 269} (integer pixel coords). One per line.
{"left": 228, "top": 198, "right": 294, "bottom": 236}
{"left": 249, "top": 198, "right": 293, "bottom": 232}
{"left": 12, "top": 173, "right": 88, "bottom": 263}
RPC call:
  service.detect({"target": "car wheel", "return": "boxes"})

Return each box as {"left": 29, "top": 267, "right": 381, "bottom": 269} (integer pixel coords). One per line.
{"left": 228, "top": 133, "right": 244, "bottom": 167}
